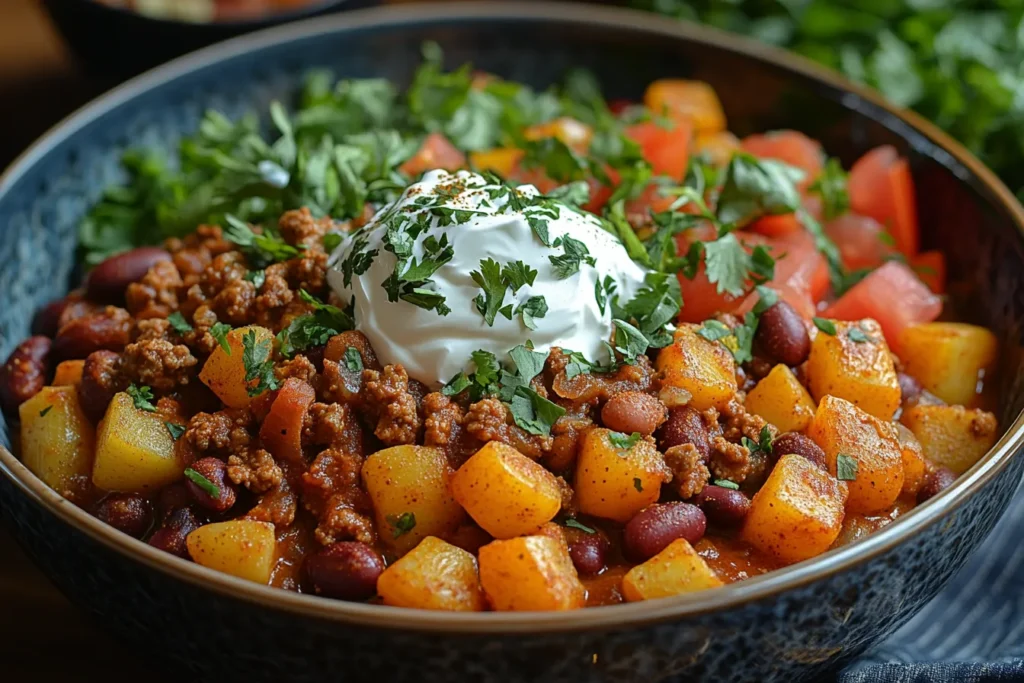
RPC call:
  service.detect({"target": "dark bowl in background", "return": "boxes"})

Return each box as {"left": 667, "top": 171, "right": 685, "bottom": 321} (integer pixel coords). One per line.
{"left": 41, "top": 0, "right": 375, "bottom": 78}
{"left": 3, "top": 3, "right": 1024, "bottom": 683}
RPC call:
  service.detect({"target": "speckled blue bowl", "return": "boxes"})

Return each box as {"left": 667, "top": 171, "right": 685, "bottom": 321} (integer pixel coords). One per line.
{"left": 2, "top": 3, "right": 1024, "bottom": 682}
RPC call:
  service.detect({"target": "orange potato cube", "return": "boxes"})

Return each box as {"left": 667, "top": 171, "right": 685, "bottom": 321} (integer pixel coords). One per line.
{"left": 900, "top": 404, "right": 999, "bottom": 475}
{"left": 52, "top": 360, "right": 85, "bottom": 387}
{"left": 806, "top": 318, "right": 900, "bottom": 420}
{"left": 656, "top": 324, "right": 737, "bottom": 411}
{"left": 451, "top": 441, "right": 562, "bottom": 539}
{"left": 478, "top": 531, "right": 585, "bottom": 611}
{"left": 186, "top": 520, "right": 276, "bottom": 584}
{"left": 377, "top": 536, "right": 486, "bottom": 611}
{"left": 745, "top": 364, "right": 817, "bottom": 433}
{"left": 468, "top": 148, "right": 524, "bottom": 177}
{"left": 361, "top": 445, "right": 465, "bottom": 554}
{"left": 644, "top": 79, "right": 726, "bottom": 133}
{"left": 19, "top": 386, "right": 95, "bottom": 498}
{"left": 807, "top": 395, "right": 904, "bottom": 513}
{"left": 622, "top": 539, "right": 723, "bottom": 601}
{"left": 898, "top": 322, "right": 998, "bottom": 407}
{"left": 92, "top": 392, "right": 183, "bottom": 493}
{"left": 523, "top": 117, "right": 593, "bottom": 152}
{"left": 199, "top": 325, "right": 275, "bottom": 409}
{"left": 575, "top": 429, "right": 668, "bottom": 522}
{"left": 742, "top": 453, "right": 848, "bottom": 564}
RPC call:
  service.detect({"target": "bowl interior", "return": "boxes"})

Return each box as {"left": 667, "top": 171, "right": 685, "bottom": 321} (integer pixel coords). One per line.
{"left": 2, "top": 1, "right": 1024, "bottom": 625}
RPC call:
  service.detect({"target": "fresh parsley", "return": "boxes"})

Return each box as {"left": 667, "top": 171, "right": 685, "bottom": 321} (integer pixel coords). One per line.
{"left": 549, "top": 235, "right": 596, "bottom": 279}
{"left": 223, "top": 214, "right": 305, "bottom": 268}
{"left": 210, "top": 322, "right": 232, "bottom": 354}
{"left": 608, "top": 431, "right": 642, "bottom": 450}
{"left": 167, "top": 311, "right": 193, "bottom": 334}
{"left": 837, "top": 453, "right": 859, "bottom": 481}
{"left": 38, "top": 406, "right": 52, "bottom": 418}
{"left": 508, "top": 385, "right": 566, "bottom": 436}
{"left": 633, "top": 477, "right": 644, "bottom": 492}
{"left": 742, "top": 425, "right": 774, "bottom": 455}
{"left": 244, "top": 269, "right": 266, "bottom": 290}
{"left": 813, "top": 318, "right": 837, "bottom": 335}
{"left": 343, "top": 346, "right": 364, "bottom": 373}
{"left": 716, "top": 153, "right": 803, "bottom": 226}
{"left": 471, "top": 258, "right": 511, "bottom": 326}
{"left": 563, "top": 518, "right": 596, "bottom": 534}
{"left": 242, "top": 329, "right": 280, "bottom": 397}
{"left": 184, "top": 467, "right": 220, "bottom": 498}
{"left": 516, "top": 296, "right": 548, "bottom": 330}
{"left": 848, "top": 326, "right": 875, "bottom": 344}
{"left": 165, "top": 422, "right": 186, "bottom": 440}
{"left": 714, "top": 479, "right": 740, "bottom": 490}
{"left": 389, "top": 512, "right": 417, "bottom": 538}
{"left": 501, "top": 260, "right": 538, "bottom": 292}
{"left": 810, "top": 158, "right": 850, "bottom": 221}
{"left": 611, "top": 319, "right": 650, "bottom": 364}
{"left": 278, "top": 290, "right": 354, "bottom": 357}
{"left": 126, "top": 384, "right": 157, "bottom": 412}
{"left": 322, "top": 232, "right": 343, "bottom": 253}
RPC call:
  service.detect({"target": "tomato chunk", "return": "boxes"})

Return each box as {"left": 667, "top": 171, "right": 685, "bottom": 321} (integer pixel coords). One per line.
{"left": 626, "top": 120, "right": 692, "bottom": 181}
{"left": 909, "top": 250, "right": 946, "bottom": 294}
{"left": 823, "top": 261, "right": 941, "bottom": 352}
{"left": 824, "top": 213, "right": 894, "bottom": 272}
{"left": 749, "top": 213, "right": 802, "bottom": 238}
{"left": 848, "top": 146, "right": 919, "bottom": 257}
{"left": 741, "top": 131, "right": 823, "bottom": 190}
{"left": 643, "top": 80, "right": 726, "bottom": 134}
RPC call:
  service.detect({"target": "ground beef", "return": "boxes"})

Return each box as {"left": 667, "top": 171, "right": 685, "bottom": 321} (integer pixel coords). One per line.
{"left": 227, "top": 447, "right": 283, "bottom": 494}
{"left": 199, "top": 251, "right": 248, "bottom": 298}
{"left": 548, "top": 347, "right": 655, "bottom": 403}
{"left": 422, "top": 392, "right": 480, "bottom": 467}
{"left": 709, "top": 436, "right": 752, "bottom": 483}
{"left": 245, "top": 480, "right": 297, "bottom": 527}
{"left": 183, "top": 409, "right": 254, "bottom": 456}
{"left": 125, "top": 260, "right": 183, "bottom": 319}
{"left": 288, "top": 250, "right": 329, "bottom": 295}
{"left": 120, "top": 338, "right": 198, "bottom": 391}
{"left": 300, "top": 447, "right": 376, "bottom": 546}
{"left": 277, "top": 354, "right": 318, "bottom": 384}
{"left": 303, "top": 402, "right": 363, "bottom": 454}
{"left": 278, "top": 208, "right": 332, "bottom": 248}
{"left": 213, "top": 278, "right": 257, "bottom": 326}
{"left": 544, "top": 408, "right": 592, "bottom": 473}
{"left": 132, "top": 318, "right": 172, "bottom": 342}
{"left": 664, "top": 443, "right": 710, "bottom": 499}
{"left": 464, "top": 397, "right": 552, "bottom": 460}
{"left": 719, "top": 397, "right": 777, "bottom": 444}
{"left": 254, "top": 262, "right": 294, "bottom": 315}
{"left": 363, "top": 365, "right": 422, "bottom": 445}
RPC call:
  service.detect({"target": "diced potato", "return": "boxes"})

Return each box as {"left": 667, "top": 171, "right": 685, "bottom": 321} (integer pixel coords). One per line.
{"left": 199, "top": 325, "right": 274, "bottom": 409}
{"left": 362, "top": 445, "right": 465, "bottom": 554}
{"left": 92, "top": 392, "right": 183, "bottom": 493}
{"left": 898, "top": 323, "right": 998, "bottom": 407}
{"left": 478, "top": 530, "right": 585, "bottom": 611}
{"left": 19, "top": 386, "right": 95, "bottom": 497}
{"left": 806, "top": 318, "right": 900, "bottom": 420}
{"left": 468, "top": 148, "right": 524, "bottom": 176}
{"left": 896, "top": 424, "right": 927, "bottom": 498}
{"left": 575, "top": 428, "right": 668, "bottom": 522}
{"left": 745, "top": 364, "right": 816, "bottom": 433}
{"left": 52, "top": 360, "right": 84, "bottom": 387}
{"left": 806, "top": 395, "right": 904, "bottom": 513}
{"left": 742, "top": 453, "right": 848, "bottom": 564}
{"left": 900, "top": 404, "right": 999, "bottom": 475}
{"left": 622, "top": 539, "right": 723, "bottom": 601}
{"left": 377, "top": 536, "right": 486, "bottom": 611}
{"left": 644, "top": 79, "right": 726, "bottom": 133}
{"left": 523, "top": 117, "right": 593, "bottom": 152}
{"left": 186, "top": 520, "right": 276, "bottom": 584}
{"left": 656, "top": 324, "right": 737, "bottom": 411}
{"left": 451, "top": 441, "right": 562, "bottom": 539}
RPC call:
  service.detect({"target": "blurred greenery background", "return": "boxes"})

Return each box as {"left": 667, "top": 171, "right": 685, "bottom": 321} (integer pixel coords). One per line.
{"left": 631, "top": 0, "right": 1024, "bottom": 198}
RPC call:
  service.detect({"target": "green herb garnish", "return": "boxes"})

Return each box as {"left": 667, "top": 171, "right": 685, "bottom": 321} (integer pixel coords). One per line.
{"left": 165, "top": 422, "right": 186, "bottom": 440}
{"left": 184, "top": 467, "right": 220, "bottom": 498}
{"left": 563, "top": 518, "right": 596, "bottom": 534}
{"left": 714, "top": 479, "right": 740, "bottom": 490}
{"left": 389, "top": 512, "right": 417, "bottom": 538}
{"left": 126, "top": 384, "right": 157, "bottom": 412}
{"left": 608, "top": 431, "right": 642, "bottom": 450}
{"left": 343, "top": 346, "right": 364, "bottom": 373}
{"left": 242, "top": 329, "right": 279, "bottom": 397}
{"left": 813, "top": 318, "right": 837, "bottom": 335}
{"left": 633, "top": 477, "right": 644, "bottom": 492}
{"left": 167, "top": 311, "right": 193, "bottom": 334}
{"left": 210, "top": 322, "right": 232, "bottom": 354}
{"left": 39, "top": 406, "right": 52, "bottom": 418}
{"left": 837, "top": 454, "right": 859, "bottom": 481}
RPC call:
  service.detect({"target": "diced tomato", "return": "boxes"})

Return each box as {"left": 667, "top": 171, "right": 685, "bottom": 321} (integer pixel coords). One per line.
{"left": 259, "top": 378, "right": 316, "bottom": 463}
{"left": 823, "top": 261, "right": 941, "bottom": 352}
{"left": 909, "top": 250, "right": 946, "bottom": 294}
{"left": 824, "top": 212, "right": 894, "bottom": 272}
{"left": 848, "top": 145, "right": 919, "bottom": 257}
{"left": 741, "top": 130, "right": 824, "bottom": 190}
{"left": 749, "top": 212, "right": 802, "bottom": 237}
{"left": 400, "top": 132, "right": 466, "bottom": 177}
{"left": 643, "top": 80, "right": 726, "bottom": 134}
{"left": 626, "top": 119, "right": 692, "bottom": 181}
{"left": 507, "top": 164, "right": 559, "bottom": 193}
{"left": 623, "top": 182, "right": 676, "bottom": 226}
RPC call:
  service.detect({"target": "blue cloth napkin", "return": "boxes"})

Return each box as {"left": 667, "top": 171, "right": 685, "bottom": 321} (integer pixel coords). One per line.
{"left": 840, "top": 482, "right": 1024, "bottom": 682}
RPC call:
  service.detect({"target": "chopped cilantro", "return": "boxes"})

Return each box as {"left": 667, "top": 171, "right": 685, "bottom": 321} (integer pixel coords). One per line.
{"left": 516, "top": 295, "right": 548, "bottom": 330}
{"left": 126, "top": 384, "right": 157, "bottom": 412}
{"left": 563, "top": 518, "right": 596, "bottom": 534}
{"left": 546, "top": 180, "right": 590, "bottom": 208}
{"left": 715, "top": 153, "right": 803, "bottom": 226}
{"left": 611, "top": 319, "right": 650, "bottom": 363}
{"left": 714, "top": 479, "right": 740, "bottom": 490}
{"left": 603, "top": 200, "right": 652, "bottom": 267}
{"left": 184, "top": 467, "right": 220, "bottom": 498}
{"left": 813, "top": 318, "right": 837, "bottom": 335}
{"left": 244, "top": 269, "right": 266, "bottom": 290}
{"left": 223, "top": 214, "right": 304, "bottom": 268}
{"left": 848, "top": 326, "right": 875, "bottom": 343}
{"left": 508, "top": 385, "right": 566, "bottom": 436}
{"left": 167, "top": 311, "right": 193, "bottom": 334}
{"left": 837, "top": 453, "right": 859, "bottom": 481}
{"left": 242, "top": 329, "right": 280, "bottom": 397}
{"left": 633, "top": 477, "right": 644, "bottom": 492}
{"left": 343, "top": 346, "right": 364, "bottom": 372}
{"left": 704, "top": 233, "right": 758, "bottom": 297}
{"left": 322, "top": 232, "right": 343, "bottom": 253}
{"left": 165, "top": 422, "right": 186, "bottom": 440}
{"left": 441, "top": 372, "right": 472, "bottom": 397}
{"left": 549, "top": 235, "right": 596, "bottom": 279}
{"left": 594, "top": 275, "right": 616, "bottom": 316}
{"left": 471, "top": 258, "right": 509, "bottom": 326}
{"left": 277, "top": 290, "right": 354, "bottom": 357}
{"left": 696, "top": 319, "right": 733, "bottom": 342}
{"left": 38, "top": 406, "right": 52, "bottom": 418}
{"left": 810, "top": 158, "right": 850, "bottom": 221}
{"left": 501, "top": 260, "right": 538, "bottom": 293}
{"left": 388, "top": 512, "right": 417, "bottom": 538}
{"left": 509, "top": 344, "right": 547, "bottom": 384}
{"left": 210, "top": 322, "right": 232, "bottom": 354}
{"left": 608, "top": 431, "right": 642, "bottom": 450}
{"left": 742, "top": 425, "right": 774, "bottom": 455}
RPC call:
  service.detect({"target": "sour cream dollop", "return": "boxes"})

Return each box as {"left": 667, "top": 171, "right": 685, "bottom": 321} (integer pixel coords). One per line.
{"left": 326, "top": 169, "right": 650, "bottom": 388}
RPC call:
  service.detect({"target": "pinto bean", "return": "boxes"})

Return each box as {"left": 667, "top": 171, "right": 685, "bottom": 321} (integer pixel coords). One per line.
{"left": 755, "top": 301, "right": 810, "bottom": 366}
{"left": 86, "top": 247, "right": 172, "bottom": 303}
{"left": 601, "top": 391, "right": 667, "bottom": 436}
{"left": 0, "top": 336, "right": 52, "bottom": 414}
{"left": 918, "top": 467, "right": 957, "bottom": 503}
{"left": 623, "top": 502, "right": 706, "bottom": 562}
{"left": 53, "top": 307, "right": 132, "bottom": 360}
{"left": 772, "top": 432, "right": 827, "bottom": 471}
{"left": 304, "top": 542, "right": 385, "bottom": 601}
{"left": 694, "top": 485, "right": 751, "bottom": 525}
{"left": 657, "top": 406, "right": 711, "bottom": 459}
{"left": 185, "top": 457, "right": 237, "bottom": 513}
{"left": 95, "top": 494, "right": 154, "bottom": 539}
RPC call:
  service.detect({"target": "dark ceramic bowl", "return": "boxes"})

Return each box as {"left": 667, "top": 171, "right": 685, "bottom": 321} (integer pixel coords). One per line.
{"left": 41, "top": 0, "right": 374, "bottom": 78}
{"left": 3, "top": 3, "right": 1024, "bottom": 682}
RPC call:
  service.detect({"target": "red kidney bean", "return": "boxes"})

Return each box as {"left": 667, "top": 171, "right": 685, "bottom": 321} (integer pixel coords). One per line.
{"left": 624, "top": 502, "right": 706, "bottom": 562}
{"left": 564, "top": 526, "right": 609, "bottom": 576}
{"left": 918, "top": 467, "right": 957, "bottom": 503}
{"left": 304, "top": 542, "right": 385, "bottom": 601}
{"left": 303, "top": 345, "right": 326, "bottom": 374}
{"left": 56, "top": 293, "right": 102, "bottom": 331}
{"left": 86, "top": 247, "right": 171, "bottom": 303}
{"left": 601, "top": 391, "right": 667, "bottom": 436}
{"left": 95, "top": 494, "right": 154, "bottom": 539}
{"left": 32, "top": 299, "right": 69, "bottom": 338}
{"left": 694, "top": 485, "right": 751, "bottom": 526}
{"left": 657, "top": 406, "right": 711, "bottom": 459}
{"left": 772, "top": 432, "right": 827, "bottom": 471}
{"left": 898, "top": 372, "right": 923, "bottom": 406}
{"left": 0, "top": 336, "right": 52, "bottom": 414}
{"left": 77, "top": 350, "right": 124, "bottom": 423}
{"left": 186, "top": 457, "right": 237, "bottom": 513}
{"left": 755, "top": 301, "right": 811, "bottom": 366}
{"left": 156, "top": 482, "right": 194, "bottom": 521}
{"left": 53, "top": 307, "right": 132, "bottom": 360}
{"left": 148, "top": 507, "right": 201, "bottom": 558}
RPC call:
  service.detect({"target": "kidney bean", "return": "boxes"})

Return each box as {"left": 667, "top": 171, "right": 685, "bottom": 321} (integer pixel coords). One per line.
{"left": 694, "top": 485, "right": 751, "bottom": 526}
{"left": 772, "top": 432, "right": 827, "bottom": 471}
{"left": 77, "top": 350, "right": 124, "bottom": 423}
{"left": 148, "top": 507, "right": 201, "bottom": 558}
{"left": 156, "top": 482, "right": 194, "bottom": 521}
{"left": 0, "top": 336, "right": 52, "bottom": 414}
{"left": 564, "top": 526, "right": 609, "bottom": 575}
{"left": 918, "top": 467, "right": 957, "bottom": 503}
{"left": 898, "top": 372, "right": 923, "bottom": 406}
{"left": 624, "top": 502, "right": 706, "bottom": 562}
{"left": 86, "top": 247, "right": 171, "bottom": 303}
{"left": 186, "top": 457, "right": 237, "bottom": 513}
{"left": 53, "top": 307, "right": 132, "bottom": 360}
{"left": 55, "top": 293, "right": 102, "bottom": 332}
{"left": 304, "top": 542, "right": 385, "bottom": 601}
{"left": 32, "top": 299, "right": 69, "bottom": 338}
{"left": 657, "top": 406, "right": 711, "bottom": 459}
{"left": 95, "top": 494, "right": 154, "bottom": 539}
{"left": 303, "top": 345, "right": 326, "bottom": 374}
{"left": 755, "top": 301, "right": 811, "bottom": 366}
{"left": 601, "top": 391, "right": 667, "bottom": 436}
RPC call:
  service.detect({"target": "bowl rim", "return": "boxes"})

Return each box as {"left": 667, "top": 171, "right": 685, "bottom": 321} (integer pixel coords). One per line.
{"left": 75, "top": 0, "right": 347, "bottom": 28}
{"left": 3, "top": 0, "right": 1024, "bottom": 635}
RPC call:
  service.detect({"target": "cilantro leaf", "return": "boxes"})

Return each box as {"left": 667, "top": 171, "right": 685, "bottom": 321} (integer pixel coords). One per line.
{"left": 244, "top": 269, "right": 266, "bottom": 290}
{"left": 516, "top": 296, "right": 548, "bottom": 330}
{"left": 471, "top": 257, "right": 509, "bottom": 327}
{"left": 549, "top": 236, "right": 596, "bottom": 279}
{"left": 167, "top": 311, "right": 193, "bottom": 334}
{"left": 633, "top": 477, "right": 644, "bottom": 492}
{"left": 509, "top": 344, "right": 547, "bottom": 384}
{"left": 563, "top": 518, "right": 596, "bottom": 534}
{"left": 716, "top": 154, "right": 803, "bottom": 226}
{"left": 126, "top": 384, "right": 157, "bottom": 412}
{"left": 388, "top": 512, "right": 417, "bottom": 538}
{"left": 810, "top": 158, "right": 850, "bottom": 220}
{"left": 608, "top": 431, "right": 642, "bottom": 450}
{"left": 165, "top": 422, "right": 186, "bottom": 440}
{"left": 278, "top": 290, "right": 354, "bottom": 357}
{"left": 611, "top": 319, "right": 650, "bottom": 363}
{"left": 441, "top": 372, "right": 472, "bottom": 397}
{"left": 223, "top": 214, "right": 304, "bottom": 268}
{"left": 501, "top": 261, "right": 538, "bottom": 293}
{"left": 813, "top": 318, "right": 837, "bottom": 335}
{"left": 714, "top": 479, "right": 740, "bottom": 490}
{"left": 837, "top": 453, "right": 859, "bottom": 481}
{"left": 508, "top": 385, "right": 566, "bottom": 436}
{"left": 704, "top": 233, "right": 753, "bottom": 297}
{"left": 210, "top": 322, "right": 232, "bottom": 354}
{"left": 242, "top": 328, "right": 279, "bottom": 397}
{"left": 343, "top": 346, "right": 364, "bottom": 372}
{"left": 184, "top": 467, "right": 220, "bottom": 498}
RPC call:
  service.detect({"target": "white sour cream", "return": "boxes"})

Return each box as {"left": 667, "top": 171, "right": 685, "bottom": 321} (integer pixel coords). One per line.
{"left": 326, "top": 169, "right": 650, "bottom": 387}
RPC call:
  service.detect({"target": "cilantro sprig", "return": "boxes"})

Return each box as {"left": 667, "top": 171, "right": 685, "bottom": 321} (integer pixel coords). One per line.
{"left": 242, "top": 329, "right": 280, "bottom": 397}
